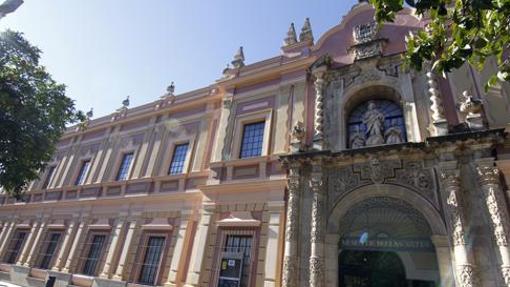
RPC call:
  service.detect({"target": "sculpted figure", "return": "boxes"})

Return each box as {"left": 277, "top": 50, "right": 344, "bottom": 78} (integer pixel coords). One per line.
{"left": 384, "top": 119, "right": 403, "bottom": 144}
{"left": 350, "top": 126, "right": 365, "bottom": 148}
{"left": 363, "top": 101, "right": 385, "bottom": 146}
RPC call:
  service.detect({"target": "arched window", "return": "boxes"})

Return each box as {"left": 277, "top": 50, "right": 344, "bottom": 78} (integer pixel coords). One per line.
{"left": 347, "top": 99, "right": 406, "bottom": 148}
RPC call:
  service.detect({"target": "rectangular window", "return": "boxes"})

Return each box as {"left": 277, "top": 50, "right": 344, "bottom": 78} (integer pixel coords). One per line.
{"left": 137, "top": 236, "right": 166, "bottom": 285}
{"left": 75, "top": 160, "right": 91, "bottom": 185}
{"left": 42, "top": 166, "right": 56, "bottom": 189}
{"left": 168, "top": 143, "right": 189, "bottom": 175}
{"left": 37, "top": 232, "right": 61, "bottom": 269}
{"left": 4, "top": 230, "right": 27, "bottom": 264}
{"left": 81, "top": 234, "right": 107, "bottom": 276}
{"left": 239, "top": 122, "right": 265, "bottom": 159}
{"left": 116, "top": 153, "right": 134, "bottom": 181}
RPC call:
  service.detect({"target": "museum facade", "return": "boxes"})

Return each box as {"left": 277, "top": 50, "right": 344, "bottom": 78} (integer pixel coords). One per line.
{"left": 1, "top": 1, "right": 510, "bottom": 287}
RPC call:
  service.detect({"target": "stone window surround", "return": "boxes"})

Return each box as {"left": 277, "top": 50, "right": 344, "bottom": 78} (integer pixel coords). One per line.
{"left": 76, "top": 230, "right": 110, "bottom": 276}
{"left": 109, "top": 149, "right": 137, "bottom": 182}
{"left": 230, "top": 108, "right": 273, "bottom": 161}
{"left": 158, "top": 136, "right": 196, "bottom": 177}
{"left": 130, "top": 230, "right": 172, "bottom": 286}
{"left": 210, "top": 228, "right": 259, "bottom": 287}
{"left": 71, "top": 157, "right": 93, "bottom": 186}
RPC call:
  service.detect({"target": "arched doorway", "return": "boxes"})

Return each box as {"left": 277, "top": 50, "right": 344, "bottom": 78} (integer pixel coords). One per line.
{"left": 339, "top": 250, "right": 406, "bottom": 287}
{"left": 336, "top": 197, "right": 439, "bottom": 287}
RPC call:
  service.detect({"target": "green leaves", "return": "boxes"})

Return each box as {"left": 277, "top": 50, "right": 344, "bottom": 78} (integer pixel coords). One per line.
{"left": 371, "top": 0, "right": 510, "bottom": 89}
{"left": 0, "top": 30, "right": 83, "bottom": 199}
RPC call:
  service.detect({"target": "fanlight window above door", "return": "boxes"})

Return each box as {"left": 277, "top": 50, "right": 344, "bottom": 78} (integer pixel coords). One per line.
{"left": 347, "top": 99, "right": 406, "bottom": 148}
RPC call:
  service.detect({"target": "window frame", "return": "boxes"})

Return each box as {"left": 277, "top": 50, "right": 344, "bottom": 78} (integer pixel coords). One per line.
{"left": 115, "top": 152, "right": 135, "bottom": 181}
{"left": 41, "top": 165, "right": 57, "bottom": 189}
{"left": 168, "top": 142, "right": 190, "bottom": 175}
{"left": 75, "top": 159, "right": 92, "bottom": 186}
{"left": 159, "top": 138, "right": 195, "bottom": 177}
{"left": 231, "top": 110, "right": 272, "bottom": 160}
{"left": 36, "top": 230, "right": 63, "bottom": 269}
{"left": 131, "top": 231, "right": 171, "bottom": 286}
{"left": 78, "top": 231, "right": 109, "bottom": 276}
{"left": 4, "top": 229, "right": 29, "bottom": 264}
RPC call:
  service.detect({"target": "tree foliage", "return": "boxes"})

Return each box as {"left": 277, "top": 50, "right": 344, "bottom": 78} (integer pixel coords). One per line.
{"left": 370, "top": 0, "right": 510, "bottom": 86}
{"left": 0, "top": 30, "right": 84, "bottom": 198}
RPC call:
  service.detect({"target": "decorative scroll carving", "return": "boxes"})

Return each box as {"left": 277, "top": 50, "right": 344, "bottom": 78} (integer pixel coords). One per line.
{"left": 358, "top": 159, "right": 399, "bottom": 184}
{"left": 393, "top": 161, "right": 435, "bottom": 203}
{"left": 353, "top": 21, "right": 377, "bottom": 44}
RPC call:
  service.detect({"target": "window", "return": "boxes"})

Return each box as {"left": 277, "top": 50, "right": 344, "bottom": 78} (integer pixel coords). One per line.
{"left": 42, "top": 166, "right": 56, "bottom": 189}
{"left": 218, "top": 235, "right": 254, "bottom": 287}
{"left": 347, "top": 100, "right": 406, "bottom": 148}
{"left": 116, "top": 153, "right": 134, "bottom": 181}
{"left": 137, "top": 236, "right": 166, "bottom": 285}
{"left": 239, "top": 122, "right": 265, "bottom": 158}
{"left": 75, "top": 160, "right": 91, "bottom": 185}
{"left": 4, "top": 230, "right": 27, "bottom": 264}
{"left": 81, "top": 234, "right": 107, "bottom": 276}
{"left": 37, "top": 232, "right": 61, "bottom": 269}
{"left": 168, "top": 143, "right": 189, "bottom": 175}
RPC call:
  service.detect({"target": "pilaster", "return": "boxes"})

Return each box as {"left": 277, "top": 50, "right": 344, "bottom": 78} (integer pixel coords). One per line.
{"left": 475, "top": 160, "right": 510, "bottom": 286}
{"left": 165, "top": 210, "right": 193, "bottom": 287}
{"left": 309, "top": 160, "right": 325, "bottom": 287}
{"left": 24, "top": 218, "right": 48, "bottom": 267}
{"left": 100, "top": 217, "right": 126, "bottom": 278}
{"left": 112, "top": 218, "right": 139, "bottom": 280}
{"left": 62, "top": 220, "right": 87, "bottom": 273}
{"left": 52, "top": 219, "right": 77, "bottom": 271}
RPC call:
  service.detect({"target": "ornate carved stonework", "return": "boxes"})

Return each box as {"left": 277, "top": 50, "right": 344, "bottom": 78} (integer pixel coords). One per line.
{"left": 309, "top": 256, "right": 325, "bottom": 287}
{"left": 440, "top": 169, "right": 467, "bottom": 246}
{"left": 457, "top": 264, "right": 477, "bottom": 287}
{"left": 282, "top": 256, "right": 297, "bottom": 287}
{"left": 350, "top": 21, "right": 386, "bottom": 60}
{"left": 313, "top": 73, "right": 326, "bottom": 149}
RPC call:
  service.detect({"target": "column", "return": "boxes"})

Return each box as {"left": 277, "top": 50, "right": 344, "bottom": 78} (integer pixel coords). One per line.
{"left": 100, "top": 218, "right": 125, "bottom": 278}
{"left": 439, "top": 166, "right": 478, "bottom": 286}
{"left": 282, "top": 161, "right": 302, "bottom": 287}
{"left": 112, "top": 220, "right": 138, "bottom": 280}
{"left": 165, "top": 211, "right": 192, "bottom": 287}
{"left": 24, "top": 220, "right": 48, "bottom": 267}
{"left": 184, "top": 205, "right": 214, "bottom": 287}
{"left": 309, "top": 160, "right": 325, "bottom": 287}
{"left": 52, "top": 220, "right": 77, "bottom": 271}
{"left": 427, "top": 71, "right": 448, "bottom": 136}
{"left": 17, "top": 220, "right": 41, "bottom": 265}
{"left": 312, "top": 71, "right": 326, "bottom": 150}
{"left": 431, "top": 235, "right": 455, "bottom": 287}
{"left": 476, "top": 161, "right": 510, "bottom": 285}
{"left": 0, "top": 221, "right": 16, "bottom": 258}
{"left": 62, "top": 221, "right": 86, "bottom": 273}
{"left": 264, "top": 202, "right": 284, "bottom": 287}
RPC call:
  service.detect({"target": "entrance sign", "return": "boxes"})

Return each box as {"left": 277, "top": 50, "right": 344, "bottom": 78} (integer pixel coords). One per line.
{"left": 341, "top": 237, "right": 434, "bottom": 252}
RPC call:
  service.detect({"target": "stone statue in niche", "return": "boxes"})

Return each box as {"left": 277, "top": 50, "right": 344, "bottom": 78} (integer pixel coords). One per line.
{"left": 363, "top": 101, "right": 385, "bottom": 146}
{"left": 350, "top": 126, "right": 365, "bottom": 149}
{"left": 384, "top": 119, "right": 403, "bottom": 144}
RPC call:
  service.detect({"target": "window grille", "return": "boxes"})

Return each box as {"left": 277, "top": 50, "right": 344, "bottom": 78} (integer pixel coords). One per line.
{"left": 37, "top": 232, "right": 62, "bottom": 269}
{"left": 239, "top": 122, "right": 265, "bottom": 158}
{"left": 168, "top": 143, "right": 189, "bottom": 175}
{"left": 136, "top": 235, "right": 166, "bottom": 285}
{"left": 75, "top": 160, "right": 91, "bottom": 185}
{"left": 80, "top": 234, "right": 107, "bottom": 276}
{"left": 116, "top": 153, "right": 134, "bottom": 181}
{"left": 4, "top": 230, "right": 27, "bottom": 264}
{"left": 42, "top": 166, "right": 56, "bottom": 189}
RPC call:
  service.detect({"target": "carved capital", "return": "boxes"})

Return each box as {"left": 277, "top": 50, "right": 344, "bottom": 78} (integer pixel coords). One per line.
{"left": 457, "top": 264, "right": 477, "bottom": 287}
{"left": 476, "top": 165, "right": 501, "bottom": 186}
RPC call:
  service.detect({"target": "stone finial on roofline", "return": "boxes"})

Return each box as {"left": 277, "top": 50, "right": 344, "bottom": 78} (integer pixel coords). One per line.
{"left": 299, "top": 17, "right": 313, "bottom": 43}
{"left": 283, "top": 23, "right": 298, "bottom": 46}
{"left": 231, "top": 46, "right": 245, "bottom": 69}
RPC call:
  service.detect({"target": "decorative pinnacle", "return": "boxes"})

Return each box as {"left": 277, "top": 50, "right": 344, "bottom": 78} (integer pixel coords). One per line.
{"left": 231, "top": 46, "right": 245, "bottom": 69}
{"left": 86, "top": 108, "right": 93, "bottom": 119}
{"left": 284, "top": 23, "right": 297, "bottom": 46}
{"left": 122, "top": 96, "right": 130, "bottom": 108}
{"left": 299, "top": 18, "right": 313, "bottom": 42}
{"left": 166, "top": 81, "right": 175, "bottom": 96}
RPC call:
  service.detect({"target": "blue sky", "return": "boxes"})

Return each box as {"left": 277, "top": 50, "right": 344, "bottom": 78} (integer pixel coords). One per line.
{"left": 0, "top": 1, "right": 354, "bottom": 118}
